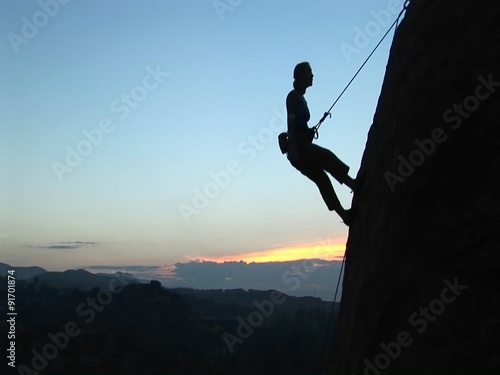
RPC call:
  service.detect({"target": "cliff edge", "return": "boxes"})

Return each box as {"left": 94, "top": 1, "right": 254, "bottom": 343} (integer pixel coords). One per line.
{"left": 330, "top": 1, "right": 500, "bottom": 374}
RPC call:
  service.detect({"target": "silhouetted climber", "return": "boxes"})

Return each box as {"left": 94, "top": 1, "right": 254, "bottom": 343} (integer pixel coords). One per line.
{"left": 284, "top": 62, "right": 357, "bottom": 225}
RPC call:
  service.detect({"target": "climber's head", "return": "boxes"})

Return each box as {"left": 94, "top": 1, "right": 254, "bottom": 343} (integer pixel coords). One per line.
{"left": 293, "top": 62, "right": 314, "bottom": 92}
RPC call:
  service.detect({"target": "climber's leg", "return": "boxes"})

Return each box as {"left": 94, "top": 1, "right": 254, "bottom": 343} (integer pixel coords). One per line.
{"left": 342, "top": 175, "right": 358, "bottom": 192}
{"left": 296, "top": 166, "right": 351, "bottom": 225}
{"left": 302, "top": 168, "right": 342, "bottom": 211}
{"left": 303, "top": 144, "right": 357, "bottom": 191}
{"left": 339, "top": 208, "right": 353, "bottom": 226}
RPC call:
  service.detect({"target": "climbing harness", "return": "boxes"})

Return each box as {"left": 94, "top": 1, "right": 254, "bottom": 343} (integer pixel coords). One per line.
{"left": 279, "top": 0, "right": 410, "bottom": 154}
{"left": 315, "top": 2, "right": 410, "bottom": 374}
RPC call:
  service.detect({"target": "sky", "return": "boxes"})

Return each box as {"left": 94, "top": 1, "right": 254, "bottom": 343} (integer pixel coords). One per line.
{"left": 0, "top": 0, "right": 405, "bottom": 272}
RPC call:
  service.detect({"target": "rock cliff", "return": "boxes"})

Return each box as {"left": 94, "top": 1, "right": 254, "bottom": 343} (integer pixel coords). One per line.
{"left": 330, "top": 1, "right": 500, "bottom": 374}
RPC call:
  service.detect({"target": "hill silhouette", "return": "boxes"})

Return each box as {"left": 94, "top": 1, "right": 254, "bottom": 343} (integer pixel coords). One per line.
{"left": 330, "top": 1, "right": 500, "bottom": 374}
{"left": 0, "top": 262, "right": 46, "bottom": 280}
{"left": 0, "top": 263, "right": 144, "bottom": 291}
{"left": 27, "top": 269, "right": 142, "bottom": 291}
{"left": 1, "top": 277, "right": 334, "bottom": 374}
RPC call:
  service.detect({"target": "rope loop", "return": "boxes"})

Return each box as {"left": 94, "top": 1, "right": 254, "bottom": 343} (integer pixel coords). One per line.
{"left": 313, "top": 126, "right": 319, "bottom": 139}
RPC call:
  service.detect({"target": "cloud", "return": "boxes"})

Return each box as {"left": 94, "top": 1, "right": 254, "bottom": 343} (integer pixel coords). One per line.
{"left": 27, "top": 241, "right": 97, "bottom": 250}
{"left": 83, "top": 265, "right": 167, "bottom": 280}
{"left": 79, "top": 259, "right": 345, "bottom": 301}
{"left": 168, "top": 259, "right": 344, "bottom": 300}
{"left": 59, "top": 241, "right": 97, "bottom": 247}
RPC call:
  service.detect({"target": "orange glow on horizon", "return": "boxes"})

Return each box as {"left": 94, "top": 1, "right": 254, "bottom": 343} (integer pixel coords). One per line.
{"left": 195, "top": 239, "right": 347, "bottom": 264}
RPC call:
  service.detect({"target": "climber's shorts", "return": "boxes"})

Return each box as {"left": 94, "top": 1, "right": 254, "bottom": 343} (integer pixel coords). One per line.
{"left": 292, "top": 143, "right": 350, "bottom": 183}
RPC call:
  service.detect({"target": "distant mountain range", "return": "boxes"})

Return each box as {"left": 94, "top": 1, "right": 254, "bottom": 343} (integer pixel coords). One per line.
{"left": 0, "top": 272, "right": 336, "bottom": 374}
{"left": 0, "top": 259, "right": 344, "bottom": 301}
{"left": 0, "top": 262, "right": 145, "bottom": 291}
{"left": 0, "top": 262, "right": 46, "bottom": 280}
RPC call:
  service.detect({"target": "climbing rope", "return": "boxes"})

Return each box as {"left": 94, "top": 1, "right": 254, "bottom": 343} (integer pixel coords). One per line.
{"left": 316, "top": 2, "right": 410, "bottom": 373}
{"left": 317, "top": 251, "right": 346, "bottom": 374}
{"left": 312, "top": 0, "right": 410, "bottom": 139}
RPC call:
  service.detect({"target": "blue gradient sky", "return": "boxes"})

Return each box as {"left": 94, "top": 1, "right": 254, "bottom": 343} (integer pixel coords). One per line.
{"left": 1, "top": 0, "right": 404, "bottom": 270}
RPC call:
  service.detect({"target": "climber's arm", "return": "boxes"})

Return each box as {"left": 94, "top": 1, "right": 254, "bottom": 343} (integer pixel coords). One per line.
{"left": 286, "top": 91, "right": 299, "bottom": 133}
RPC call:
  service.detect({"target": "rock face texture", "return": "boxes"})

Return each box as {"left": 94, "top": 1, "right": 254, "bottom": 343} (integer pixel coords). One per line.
{"left": 330, "top": 1, "right": 500, "bottom": 374}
